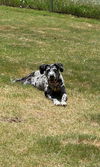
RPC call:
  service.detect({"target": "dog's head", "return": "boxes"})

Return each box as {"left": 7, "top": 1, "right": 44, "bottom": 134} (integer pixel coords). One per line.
{"left": 39, "top": 63, "right": 64, "bottom": 82}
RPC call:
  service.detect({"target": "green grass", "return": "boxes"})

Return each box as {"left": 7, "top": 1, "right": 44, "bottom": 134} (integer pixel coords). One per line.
{"left": 0, "top": 6, "right": 100, "bottom": 167}
{"left": 0, "top": 0, "right": 100, "bottom": 19}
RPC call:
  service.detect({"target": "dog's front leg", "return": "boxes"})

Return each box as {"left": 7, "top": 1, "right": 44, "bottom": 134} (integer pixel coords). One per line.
{"left": 45, "top": 92, "right": 61, "bottom": 105}
{"left": 45, "top": 88, "right": 61, "bottom": 106}
{"left": 61, "top": 93, "right": 67, "bottom": 106}
{"left": 53, "top": 98, "right": 61, "bottom": 106}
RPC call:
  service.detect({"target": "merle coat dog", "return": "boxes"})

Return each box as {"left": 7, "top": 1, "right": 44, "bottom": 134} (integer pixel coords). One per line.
{"left": 13, "top": 63, "right": 67, "bottom": 106}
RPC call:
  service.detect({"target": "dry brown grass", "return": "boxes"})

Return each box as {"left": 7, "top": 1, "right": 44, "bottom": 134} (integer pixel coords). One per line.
{"left": 0, "top": 85, "right": 99, "bottom": 138}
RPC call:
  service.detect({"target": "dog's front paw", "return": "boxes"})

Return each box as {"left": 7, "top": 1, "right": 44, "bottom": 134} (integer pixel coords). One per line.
{"left": 53, "top": 99, "right": 61, "bottom": 106}
{"left": 61, "top": 101, "right": 67, "bottom": 106}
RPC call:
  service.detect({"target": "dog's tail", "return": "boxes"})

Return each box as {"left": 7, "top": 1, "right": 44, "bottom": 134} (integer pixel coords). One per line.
{"left": 12, "top": 72, "right": 35, "bottom": 85}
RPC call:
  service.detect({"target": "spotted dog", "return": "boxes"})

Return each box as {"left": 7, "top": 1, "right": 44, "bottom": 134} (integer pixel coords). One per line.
{"left": 13, "top": 63, "right": 67, "bottom": 106}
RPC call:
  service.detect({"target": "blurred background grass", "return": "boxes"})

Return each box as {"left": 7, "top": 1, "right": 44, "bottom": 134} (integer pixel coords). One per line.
{"left": 0, "top": 0, "right": 100, "bottom": 19}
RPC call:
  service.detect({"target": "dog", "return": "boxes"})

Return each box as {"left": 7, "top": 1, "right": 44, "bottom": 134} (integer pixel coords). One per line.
{"left": 13, "top": 63, "right": 67, "bottom": 106}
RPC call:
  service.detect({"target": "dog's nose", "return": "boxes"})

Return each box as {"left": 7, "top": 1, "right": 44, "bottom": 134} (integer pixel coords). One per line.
{"left": 50, "top": 75, "right": 54, "bottom": 79}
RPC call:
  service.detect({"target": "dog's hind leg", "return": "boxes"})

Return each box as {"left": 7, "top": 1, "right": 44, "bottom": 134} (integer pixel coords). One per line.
{"left": 12, "top": 72, "right": 35, "bottom": 85}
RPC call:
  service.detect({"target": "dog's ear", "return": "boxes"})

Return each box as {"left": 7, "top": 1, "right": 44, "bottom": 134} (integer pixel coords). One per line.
{"left": 39, "top": 64, "right": 49, "bottom": 74}
{"left": 55, "top": 63, "right": 64, "bottom": 72}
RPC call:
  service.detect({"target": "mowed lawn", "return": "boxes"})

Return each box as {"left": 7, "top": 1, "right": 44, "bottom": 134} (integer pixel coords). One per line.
{"left": 0, "top": 6, "right": 100, "bottom": 167}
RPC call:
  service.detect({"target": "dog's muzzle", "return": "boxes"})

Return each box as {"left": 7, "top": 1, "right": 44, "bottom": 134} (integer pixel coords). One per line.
{"left": 50, "top": 75, "right": 55, "bottom": 81}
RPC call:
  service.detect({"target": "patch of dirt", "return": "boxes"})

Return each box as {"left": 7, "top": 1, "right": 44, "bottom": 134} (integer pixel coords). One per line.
{"left": 0, "top": 25, "right": 16, "bottom": 31}
{"left": 0, "top": 116, "right": 23, "bottom": 123}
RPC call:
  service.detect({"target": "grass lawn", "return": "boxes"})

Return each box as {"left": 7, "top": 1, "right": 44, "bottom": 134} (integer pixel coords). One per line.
{"left": 0, "top": 0, "right": 100, "bottom": 19}
{"left": 0, "top": 6, "right": 100, "bottom": 167}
